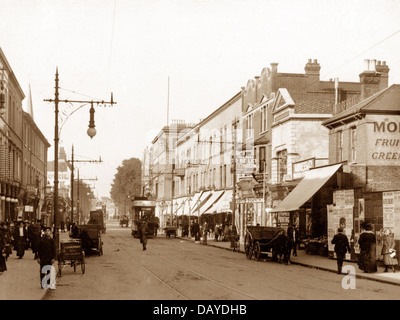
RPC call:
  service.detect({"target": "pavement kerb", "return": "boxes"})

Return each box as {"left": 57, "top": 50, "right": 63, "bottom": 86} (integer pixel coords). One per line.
{"left": 176, "top": 235, "right": 400, "bottom": 287}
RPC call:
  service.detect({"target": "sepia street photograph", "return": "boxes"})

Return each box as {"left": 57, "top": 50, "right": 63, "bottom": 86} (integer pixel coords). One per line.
{"left": 1, "top": 0, "right": 400, "bottom": 311}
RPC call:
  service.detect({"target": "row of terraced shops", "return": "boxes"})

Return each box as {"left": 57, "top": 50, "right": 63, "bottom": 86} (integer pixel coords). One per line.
{"left": 146, "top": 59, "right": 400, "bottom": 266}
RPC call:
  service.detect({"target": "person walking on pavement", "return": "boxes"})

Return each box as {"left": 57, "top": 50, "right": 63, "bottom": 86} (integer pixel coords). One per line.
{"left": 286, "top": 225, "right": 296, "bottom": 262}
{"left": 3, "top": 222, "right": 12, "bottom": 261}
{"left": 37, "top": 227, "right": 57, "bottom": 290}
{"left": 331, "top": 227, "right": 351, "bottom": 274}
{"left": 139, "top": 220, "right": 148, "bottom": 251}
{"left": 381, "top": 228, "right": 398, "bottom": 273}
{"left": 14, "top": 221, "right": 28, "bottom": 259}
{"left": 202, "top": 221, "right": 208, "bottom": 245}
{"left": 292, "top": 225, "right": 299, "bottom": 256}
{"left": 0, "top": 223, "right": 7, "bottom": 275}
{"left": 193, "top": 220, "right": 200, "bottom": 243}
{"left": 29, "top": 220, "right": 42, "bottom": 260}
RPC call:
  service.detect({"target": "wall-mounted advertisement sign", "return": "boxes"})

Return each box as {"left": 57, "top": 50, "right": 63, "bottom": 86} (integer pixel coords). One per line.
{"left": 382, "top": 191, "right": 400, "bottom": 240}
{"left": 367, "top": 115, "right": 400, "bottom": 165}
{"left": 328, "top": 189, "right": 354, "bottom": 260}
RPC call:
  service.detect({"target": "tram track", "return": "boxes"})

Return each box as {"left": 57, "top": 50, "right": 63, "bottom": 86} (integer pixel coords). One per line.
{"left": 109, "top": 234, "right": 265, "bottom": 300}
{"left": 110, "top": 233, "right": 336, "bottom": 300}
{"left": 107, "top": 235, "right": 190, "bottom": 300}
{"left": 115, "top": 233, "right": 366, "bottom": 300}
{"left": 175, "top": 243, "right": 363, "bottom": 300}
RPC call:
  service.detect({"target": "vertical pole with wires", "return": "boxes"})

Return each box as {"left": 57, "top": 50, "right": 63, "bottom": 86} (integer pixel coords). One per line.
{"left": 167, "top": 76, "right": 170, "bottom": 127}
{"left": 54, "top": 68, "right": 60, "bottom": 246}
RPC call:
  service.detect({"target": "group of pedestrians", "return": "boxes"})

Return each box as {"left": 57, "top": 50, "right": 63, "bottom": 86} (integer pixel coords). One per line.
{"left": 331, "top": 222, "right": 398, "bottom": 274}
{"left": 0, "top": 220, "right": 57, "bottom": 290}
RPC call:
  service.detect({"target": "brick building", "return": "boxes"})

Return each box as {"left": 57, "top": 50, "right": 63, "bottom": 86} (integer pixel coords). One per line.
{"left": 322, "top": 81, "right": 400, "bottom": 263}
{"left": 239, "top": 58, "right": 366, "bottom": 233}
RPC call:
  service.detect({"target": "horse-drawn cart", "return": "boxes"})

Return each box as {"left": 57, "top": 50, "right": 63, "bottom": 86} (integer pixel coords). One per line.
{"left": 58, "top": 239, "right": 85, "bottom": 276}
{"left": 244, "top": 226, "right": 284, "bottom": 261}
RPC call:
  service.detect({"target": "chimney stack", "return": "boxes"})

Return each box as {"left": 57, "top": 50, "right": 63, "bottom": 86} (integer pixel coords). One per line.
{"left": 359, "top": 58, "right": 382, "bottom": 100}
{"left": 305, "top": 58, "right": 321, "bottom": 90}
{"left": 375, "top": 60, "right": 390, "bottom": 91}
{"left": 270, "top": 62, "right": 278, "bottom": 92}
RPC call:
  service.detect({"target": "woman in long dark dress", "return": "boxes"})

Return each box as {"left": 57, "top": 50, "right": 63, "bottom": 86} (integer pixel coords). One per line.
{"left": 358, "top": 223, "right": 377, "bottom": 273}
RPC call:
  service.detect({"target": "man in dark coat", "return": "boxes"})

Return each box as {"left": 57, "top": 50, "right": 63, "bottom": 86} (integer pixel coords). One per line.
{"left": 29, "top": 220, "right": 42, "bottom": 260}
{"left": 331, "top": 227, "right": 351, "bottom": 274}
{"left": 193, "top": 221, "right": 200, "bottom": 242}
{"left": 0, "top": 223, "right": 7, "bottom": 274}
{"left": 14, "top": 221, "right": 28, "bottom": 259}
{"left": 37, "top": 227, "right": 57, "bottom": 289}
{"left": 138, "top": 220, "right": 148, "bottom": 251}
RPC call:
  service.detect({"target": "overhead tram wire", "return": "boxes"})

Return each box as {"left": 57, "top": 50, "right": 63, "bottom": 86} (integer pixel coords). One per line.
{"left": 107, "top": 0, "right": 117, "bottom": 91}
{"left": 321, "top": 27, "right": 400, "bottom": 80}
{"left": 299, "top": 27, "right": 400, "bottom": 94}
{"left": 58, "top": 87, "right": 106, "bottom": 104}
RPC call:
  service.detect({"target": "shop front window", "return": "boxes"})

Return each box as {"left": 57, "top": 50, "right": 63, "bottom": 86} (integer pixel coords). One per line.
{"left": 277, "top": 150, "right": 287, "bottom": 183}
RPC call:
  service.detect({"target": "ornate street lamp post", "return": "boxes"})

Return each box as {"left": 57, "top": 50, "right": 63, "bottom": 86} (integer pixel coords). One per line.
{"left": 44, "top": 68, "right": 116, "bottom": 247}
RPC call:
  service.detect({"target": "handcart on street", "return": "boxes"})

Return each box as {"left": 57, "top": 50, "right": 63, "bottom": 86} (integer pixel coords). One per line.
{"left": 78, "top": 224, "right": 104, "bottom": 256}
{"left": 57, "top": 239, "right": 85, "bottom": 277}
{"left": 164, "top": 226, "right": 177, "bottom": 238}
{"left": 244, "top": 226, "right": 284, "bottom": 261}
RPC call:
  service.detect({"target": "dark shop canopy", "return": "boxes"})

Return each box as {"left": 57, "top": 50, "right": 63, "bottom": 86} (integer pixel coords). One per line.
{"left": 270, "top": 163, "right": 342, "bottom": 213}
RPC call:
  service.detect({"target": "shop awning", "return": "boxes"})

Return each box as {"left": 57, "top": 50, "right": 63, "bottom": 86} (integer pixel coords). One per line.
{"left": 205, "top": 189, "right": 233, "bottom": 214}
{"left": 174, "top": 197, "right": 187, "bottom": 216}
{"left": 199, "top": 190, "right": 225, "bottom": 215}
{"left": 270, "top": 163, "right": 342, "bottom": 213}
{"left": 191, "top": 191, "right": 212, "bottom": 215}
{"left": 184, "top": 192, "right": 202, "bottom": 215}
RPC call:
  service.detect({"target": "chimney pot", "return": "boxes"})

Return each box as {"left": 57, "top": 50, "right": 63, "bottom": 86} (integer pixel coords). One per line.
{"left": 364, "top": 59, "right": 370, "bottom": 71}
{"left": 371, "top": 59, "right": 376, "bottom": 71}
{"left": 382, "top": 61, "right": 386, "bottom": 66}
{"left": 313, "top": 59, "right": 318, "bottom": 64}
{"left": 377, "top": 60, "right": 381, "bottom": 66}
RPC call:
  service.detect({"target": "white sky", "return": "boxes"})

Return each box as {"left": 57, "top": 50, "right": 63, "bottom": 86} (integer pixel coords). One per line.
{"left": 1, "top": 0, "right": 399, "bottom": 198}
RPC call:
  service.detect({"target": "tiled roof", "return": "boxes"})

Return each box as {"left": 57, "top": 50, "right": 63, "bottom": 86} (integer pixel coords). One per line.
{"left": 323, "top": 84, "right": 400, "bottom": 127}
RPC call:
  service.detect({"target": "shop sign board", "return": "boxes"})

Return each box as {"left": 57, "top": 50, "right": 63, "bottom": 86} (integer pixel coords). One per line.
{"left": 292, "top": 158, "right": 315, "bottom": 180}
{"left": 382, "top": 191, "right": 400, "bottom": 240}
{"left": 367, "top": 115, "right": 400, "bottom": 165}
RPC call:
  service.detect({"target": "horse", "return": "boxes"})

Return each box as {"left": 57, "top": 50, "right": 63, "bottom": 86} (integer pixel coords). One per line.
{"left": 272, "top": 230, "right": 290, "bottom": 264}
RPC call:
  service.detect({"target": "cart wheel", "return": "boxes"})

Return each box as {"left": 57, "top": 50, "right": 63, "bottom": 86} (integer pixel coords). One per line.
{"left": 254, "top": 241, "right": 261, "bottom": 261}
{"left": 81, "top": 252, "right": 86, "bottom": 274}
